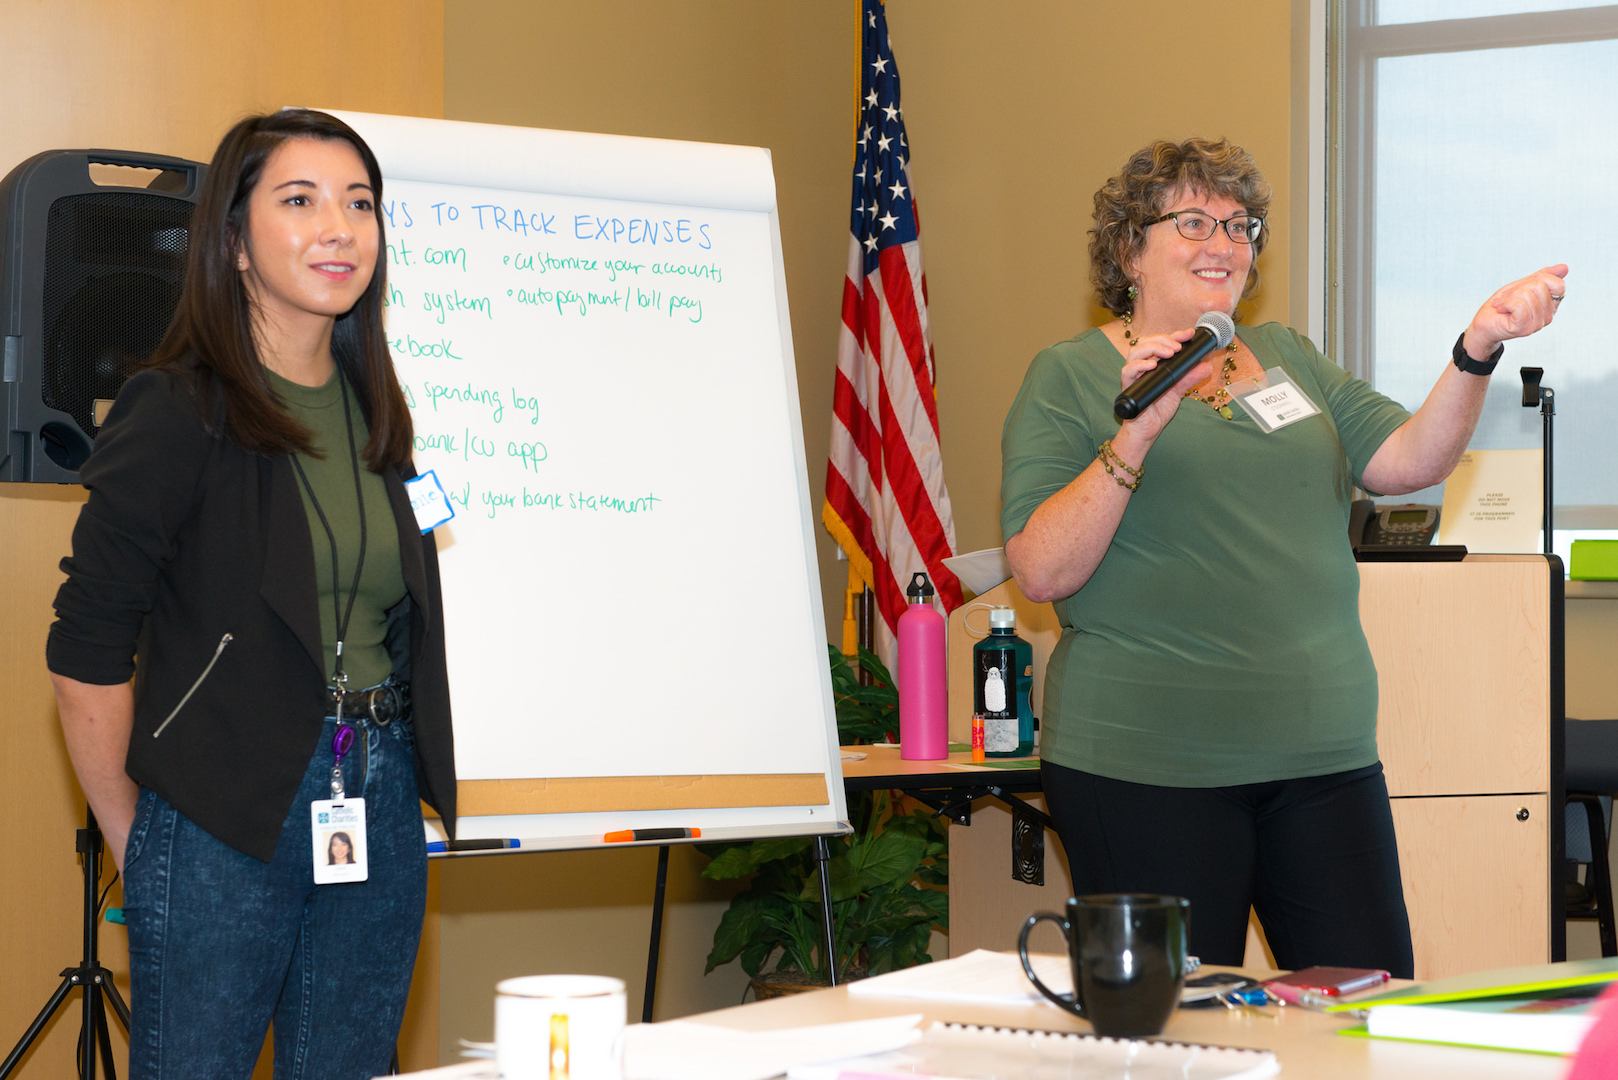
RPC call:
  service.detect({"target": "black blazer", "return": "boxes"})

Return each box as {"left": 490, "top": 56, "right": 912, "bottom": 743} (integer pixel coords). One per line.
{"left": 47, "top": 367, "right": 457, "bottom": 861}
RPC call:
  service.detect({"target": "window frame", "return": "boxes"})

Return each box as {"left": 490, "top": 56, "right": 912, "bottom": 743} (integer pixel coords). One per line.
{"left": 1327, "top": 2, "right": 1618, "bottom": 536}
{"left": 1329, "top": 2, "right": 1618, "bottom": 385}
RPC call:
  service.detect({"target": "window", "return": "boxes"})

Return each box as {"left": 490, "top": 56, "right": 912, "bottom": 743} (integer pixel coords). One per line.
{"left": 1332, "top": 2, "right": 1618, "bottom": 560}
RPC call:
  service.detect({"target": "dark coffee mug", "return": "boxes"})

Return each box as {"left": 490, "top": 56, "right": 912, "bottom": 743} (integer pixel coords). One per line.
{"left": 1017, "top": 893, "right": 1191, "bottom": 1038}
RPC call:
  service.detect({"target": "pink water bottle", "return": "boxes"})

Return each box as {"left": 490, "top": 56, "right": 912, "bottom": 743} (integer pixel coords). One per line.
{"left": 898, "top": 571, "right": 948, "bottom": 760}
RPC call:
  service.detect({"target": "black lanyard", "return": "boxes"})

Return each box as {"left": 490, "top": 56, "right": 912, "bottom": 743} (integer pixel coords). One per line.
{"left": 289, "top": 370, "right": 368, "bottom": 700}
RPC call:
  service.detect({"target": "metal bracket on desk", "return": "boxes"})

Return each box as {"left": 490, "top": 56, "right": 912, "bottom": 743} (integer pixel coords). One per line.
{"left": 988, "top": 787, "right": 1053, "bottom": 886}
{"left": 906, "top": 784, "right": 1054, "bottom": 881}
{"left": 849, "top": 762, "right": 1050, "bottom": 882}
{"left": 909, "top": 790, "right": 974, "bottom": 826}
{"left": 986, "top": 787, "right": 1056, "bottom": 833}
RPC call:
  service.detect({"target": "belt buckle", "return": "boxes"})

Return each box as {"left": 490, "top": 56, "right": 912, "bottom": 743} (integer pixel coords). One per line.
{"left": 369, "top": 683, "right": 401, "bottom": 727}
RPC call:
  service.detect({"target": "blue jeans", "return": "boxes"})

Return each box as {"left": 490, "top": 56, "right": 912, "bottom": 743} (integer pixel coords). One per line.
{"left": 122, "top": 707, "right": 427, "bottom": 1080}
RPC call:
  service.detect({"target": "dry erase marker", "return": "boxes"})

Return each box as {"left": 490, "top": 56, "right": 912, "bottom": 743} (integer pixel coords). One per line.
{"left": 604, "top": 828, "right": 702, "bottom": 843}
{"left": 426, "top": 838, "right": 519, "bottom": 853}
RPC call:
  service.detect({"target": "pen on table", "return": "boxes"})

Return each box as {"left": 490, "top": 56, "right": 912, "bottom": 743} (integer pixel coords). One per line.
{"left": 1264, "top": 984, "right": 1369, "bottom": 1017}
{"left": 425, "top": 838, "right": 520, "bottom": 853}
{"left": 604, "top": 828, "right": 702, "bottom": 843}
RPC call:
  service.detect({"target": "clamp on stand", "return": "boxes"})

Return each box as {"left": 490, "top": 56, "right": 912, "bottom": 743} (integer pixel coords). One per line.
{"left": 1521, "top": 366, "right": 1554, "bottom": 554}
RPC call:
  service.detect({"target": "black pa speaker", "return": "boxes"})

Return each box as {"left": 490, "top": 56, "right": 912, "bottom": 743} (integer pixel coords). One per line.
{"left": 0, "top": 150, "right": 205, "bottom": 483}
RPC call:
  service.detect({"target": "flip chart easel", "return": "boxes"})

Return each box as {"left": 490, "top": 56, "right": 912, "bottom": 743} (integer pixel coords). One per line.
{"left": 325, "top": 109, "right": 848, "bottom": 851}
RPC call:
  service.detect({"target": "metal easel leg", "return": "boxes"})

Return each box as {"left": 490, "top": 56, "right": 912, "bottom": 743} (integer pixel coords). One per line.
{"left": 642, "top": 845, "right": 671, "bottom": 1022}
{"left": 815, "top": 836, "right": 840, "bottom": 987}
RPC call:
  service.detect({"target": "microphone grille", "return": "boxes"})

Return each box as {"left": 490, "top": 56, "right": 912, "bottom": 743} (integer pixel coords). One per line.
{"left": 1196, "top": 310, "right": 1236, "bottom": 347}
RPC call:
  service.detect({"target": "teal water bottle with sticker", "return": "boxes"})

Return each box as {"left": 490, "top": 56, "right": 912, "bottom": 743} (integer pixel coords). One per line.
{"left": 972, "top": 607, "right": 1034, "bottom": 756}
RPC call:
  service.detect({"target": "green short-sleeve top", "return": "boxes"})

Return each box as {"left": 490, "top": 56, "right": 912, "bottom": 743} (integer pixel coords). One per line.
{"left": 999, "top": 322, "right": 1412, "bottom": 787}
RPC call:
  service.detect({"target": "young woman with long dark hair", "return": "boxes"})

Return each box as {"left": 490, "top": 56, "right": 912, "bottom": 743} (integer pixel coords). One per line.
{"left": 47, "top": 108, "right": 456, "bottom": 1080}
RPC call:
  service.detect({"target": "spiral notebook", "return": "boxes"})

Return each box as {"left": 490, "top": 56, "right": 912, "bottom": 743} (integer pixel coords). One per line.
{"left": 786, "top": 1021, "right": 1280, "bottom": 1080}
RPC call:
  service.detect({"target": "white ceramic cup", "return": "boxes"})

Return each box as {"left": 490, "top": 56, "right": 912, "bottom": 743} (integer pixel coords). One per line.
{"left": 495, "top": 974, "right": 626, "bottom": 1080}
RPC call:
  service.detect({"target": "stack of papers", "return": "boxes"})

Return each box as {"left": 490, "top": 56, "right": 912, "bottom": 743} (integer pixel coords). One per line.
{"left": 848, "top": 949, "right": 1071, "bottom": 1006}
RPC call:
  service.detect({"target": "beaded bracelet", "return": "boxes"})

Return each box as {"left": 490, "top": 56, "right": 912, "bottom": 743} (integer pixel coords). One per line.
{"left": 1097, "top": 439, "right": 1142, "bottom": 493}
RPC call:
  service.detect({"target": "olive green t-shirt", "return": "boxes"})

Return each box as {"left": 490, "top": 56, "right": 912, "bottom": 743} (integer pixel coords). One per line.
{"left": 999, "top": 322, "right": 1412, "bottom": 787}
{"left": 268, "top": 367, "right": 407, "bottom": 691}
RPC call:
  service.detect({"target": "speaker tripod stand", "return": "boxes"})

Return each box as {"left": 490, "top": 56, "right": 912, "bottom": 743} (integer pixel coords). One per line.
{"left": 1, "top": 810, "right": 130, "bottom": 1079}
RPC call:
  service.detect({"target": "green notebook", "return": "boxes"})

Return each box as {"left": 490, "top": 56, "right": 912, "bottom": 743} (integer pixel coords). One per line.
{"left": 1346, "top": 985, "right": 1605, "bottom": 1055}
{"left": 1328, "top": 957, "right": 1618, "bottom": 1012}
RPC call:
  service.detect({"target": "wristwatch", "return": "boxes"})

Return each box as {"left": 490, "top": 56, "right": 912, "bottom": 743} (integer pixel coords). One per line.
{"left": 1452, "top": 332, "right": 1503, "bottom": 376}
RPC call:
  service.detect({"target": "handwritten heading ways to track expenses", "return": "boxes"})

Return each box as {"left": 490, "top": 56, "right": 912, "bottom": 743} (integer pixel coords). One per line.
{"left": 337, "top": 108, "right": 837, "bottom": 798}
{"left": 381, "top": 180, "right": 734, "bottom": 524}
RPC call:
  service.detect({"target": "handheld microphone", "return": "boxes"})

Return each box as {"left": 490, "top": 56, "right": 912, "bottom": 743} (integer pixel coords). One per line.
{"left": 1113, "top": 311, "right": 1237, "bottom": 421}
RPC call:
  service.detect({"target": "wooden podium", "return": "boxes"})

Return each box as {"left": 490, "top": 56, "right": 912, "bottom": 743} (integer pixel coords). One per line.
{"left": 944, "top": 554, "right": 1563, "bottom": 980}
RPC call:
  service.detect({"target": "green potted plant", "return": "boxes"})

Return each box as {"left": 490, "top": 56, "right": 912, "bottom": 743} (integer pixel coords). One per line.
{"left": 825, "top": 644, "right": 900, "bottom": 744}
{"left": 699, "top": 647, "right": 948, "bottom": 994}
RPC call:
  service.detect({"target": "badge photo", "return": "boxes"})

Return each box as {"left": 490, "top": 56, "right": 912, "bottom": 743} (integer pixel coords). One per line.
{"left": 311, "top": 798, "right": 369, "bottom": 884}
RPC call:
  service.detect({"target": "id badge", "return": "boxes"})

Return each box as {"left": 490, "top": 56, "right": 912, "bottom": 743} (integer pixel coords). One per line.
{"left": 311, "top": 798, "right": 368, "bottom": 884}
{"left": 1230, "top": 366, "right": 1322, "bottom": 432}
{"left": 405, "top": 470, "right": 454, "bottom": 534}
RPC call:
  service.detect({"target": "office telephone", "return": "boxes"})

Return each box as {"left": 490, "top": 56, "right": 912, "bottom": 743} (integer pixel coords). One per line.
{"left": 1350, "top": 500, "right": 1440, "bottom": 548}
{"left": 1350, "top": 500, "right": 1465, "bottom": 560}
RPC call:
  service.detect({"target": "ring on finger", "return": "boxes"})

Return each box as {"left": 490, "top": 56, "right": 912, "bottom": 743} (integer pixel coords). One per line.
{"left": 1551, "top": 294, "right": 1565, "bottom": 302}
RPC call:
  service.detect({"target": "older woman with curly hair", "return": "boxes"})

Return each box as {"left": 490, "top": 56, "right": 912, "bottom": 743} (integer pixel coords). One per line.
{"left": 1000, "top": 137, "right": 1565, "bottom": 973}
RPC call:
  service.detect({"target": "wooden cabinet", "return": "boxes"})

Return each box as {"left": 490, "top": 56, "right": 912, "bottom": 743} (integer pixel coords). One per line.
{"left": 1359, "top": 557, "right": 1550, "bottom": 797}
{"left": 1389, "top": 794, "right": 1549, "bottom": 977}
{"left": 947, "top": 555, "right": 1561, "bottom": 979}
{"left": 1361, "top": 555, "right": 1559, "bottom": 978}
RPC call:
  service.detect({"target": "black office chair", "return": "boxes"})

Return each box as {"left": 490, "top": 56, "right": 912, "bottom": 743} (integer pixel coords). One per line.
{"left": 1565, "top": 718, "right": 1618, "bottom": 957}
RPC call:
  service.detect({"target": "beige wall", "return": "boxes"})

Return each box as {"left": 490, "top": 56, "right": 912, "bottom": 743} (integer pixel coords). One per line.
{"left": 0, "top": 1, "right": 443, "bottom": 172}
{"left": 436, "top": 846, "right": 747, "bottom": 1053}
{"left": 0, "top": 2, "right": 444, "bottom": 1075}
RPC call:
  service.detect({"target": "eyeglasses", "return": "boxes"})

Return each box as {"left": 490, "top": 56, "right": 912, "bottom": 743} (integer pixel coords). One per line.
{"left": 1148, "top": 210, "right": 1264, "bottom": 244}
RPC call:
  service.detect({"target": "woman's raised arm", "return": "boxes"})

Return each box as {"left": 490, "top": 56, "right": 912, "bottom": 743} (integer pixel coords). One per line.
{"left": 1362, "top": 265, "right": 1566, "bottom": 495}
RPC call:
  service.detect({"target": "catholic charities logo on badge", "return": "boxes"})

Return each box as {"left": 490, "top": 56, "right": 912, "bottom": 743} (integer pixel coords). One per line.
{"left": 318, "top": 812, "right": 330, "bottom": 824}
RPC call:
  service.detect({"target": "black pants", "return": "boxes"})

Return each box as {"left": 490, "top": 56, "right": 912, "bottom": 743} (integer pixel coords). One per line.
{"left": 1040, "top": 759, "right": 1415, "bottom": 977}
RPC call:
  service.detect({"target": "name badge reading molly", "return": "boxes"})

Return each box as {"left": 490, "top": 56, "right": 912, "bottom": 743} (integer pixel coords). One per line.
{"left": 406, "top": 470, "right": 455, "bottom": 534}
{"left": 1231, "top": 367, "right": 1321, "bottom": 433}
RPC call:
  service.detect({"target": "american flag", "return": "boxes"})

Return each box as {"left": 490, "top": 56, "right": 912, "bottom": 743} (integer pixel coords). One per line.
{"left": 823, "top": 0, "right": 962, "bottom": 659}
